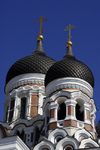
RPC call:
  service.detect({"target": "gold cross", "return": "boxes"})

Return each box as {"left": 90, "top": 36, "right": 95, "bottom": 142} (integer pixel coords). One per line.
{"left": 64, "top": 24, "right": 76, "bottom": 41}
{"left": 35, "top": 16, "right": 47, "bottom": 35}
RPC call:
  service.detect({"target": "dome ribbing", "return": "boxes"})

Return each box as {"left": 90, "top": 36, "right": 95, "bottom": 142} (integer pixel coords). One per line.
{"left": 45, "top": 45, "right": 94, "bottom": 87}
{"left": 6, "top": 40, "right": 56, "bottom": 85}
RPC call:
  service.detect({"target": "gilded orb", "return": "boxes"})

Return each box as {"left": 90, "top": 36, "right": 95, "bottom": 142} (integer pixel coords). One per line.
{"left": 67, "top": 41, "right": 72, "bottom": 47}
{"left": 37, "top": 35, "right": 43, "bottom": 41}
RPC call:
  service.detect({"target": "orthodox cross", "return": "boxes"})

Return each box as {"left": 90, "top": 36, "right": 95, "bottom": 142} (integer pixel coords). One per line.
{"left": 64, "top": 24, "right": 76, "bottom": 41}
{"left": 35, "top": 16, "right": 47, "bottom": 35}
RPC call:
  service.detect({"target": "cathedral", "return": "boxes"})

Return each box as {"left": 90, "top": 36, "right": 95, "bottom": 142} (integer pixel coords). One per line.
{"left": 0, "top": 17, "right": 100, "bottom": 150}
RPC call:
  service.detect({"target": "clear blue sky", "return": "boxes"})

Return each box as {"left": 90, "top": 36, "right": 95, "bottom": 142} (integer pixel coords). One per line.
{"left": 0, "top": 0, "right": 100, "bottom": 125}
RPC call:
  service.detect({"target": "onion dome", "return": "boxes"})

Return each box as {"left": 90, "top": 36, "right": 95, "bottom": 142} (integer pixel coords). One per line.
{"left": 45, "top": 40, "right": 94, "bottom": 87}
{"left": 6, "top": 35, "right": 56, "bottom": 85}
{"left": 96, "top": 120, "right": 100, "bottom": 138}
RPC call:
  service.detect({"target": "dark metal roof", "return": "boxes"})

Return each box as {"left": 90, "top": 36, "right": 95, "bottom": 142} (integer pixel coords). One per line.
{"left": 6, "top": 40, "right": 56, "bottom": 85}
{"left": 45, "top": 46, "right": 94, "bottom": 87}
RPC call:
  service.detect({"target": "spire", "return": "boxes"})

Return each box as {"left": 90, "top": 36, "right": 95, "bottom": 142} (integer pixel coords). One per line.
{"left": 64, "top": 24, "right": 76, "bottom": 58}
{"left": 34, "top": 16, "right": 47, "bottom": 54}
{"left": 34, "top": 40, "right": 45, "bottom": 53}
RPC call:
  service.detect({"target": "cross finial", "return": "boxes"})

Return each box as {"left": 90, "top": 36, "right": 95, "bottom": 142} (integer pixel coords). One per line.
{"left": 35, "top": 16, "right": 47, "bottom": 35}
{"left": 64, "top": 24, "right": 76, "bottom": 41}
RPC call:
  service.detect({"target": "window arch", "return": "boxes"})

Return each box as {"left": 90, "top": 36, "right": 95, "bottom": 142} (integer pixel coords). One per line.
{"left": 20, "top": 97, "right": 26, "bottom": 119}
{"left": 58, "top": 102, "right": 66, "bottom": 120}
{"left": 64, "top": 145, "right": 74, "bottom": 150}
{"left": 76, "top": 99, "right": 84, "bottom": 121}
{"left": 55, "top": 135, "right": 63, "bottom": 143}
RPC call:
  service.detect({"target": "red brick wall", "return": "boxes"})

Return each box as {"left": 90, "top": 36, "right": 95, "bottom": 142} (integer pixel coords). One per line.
{"left": 30, "top": 94, "right": 38, "bottom": 118}
{"left": 64, "top": 120, "right": 77, "bottom": 127}
{"left": 85, "top": 124, "right": 93, "bottom": 132}
{"left": 50, "top": 109, "right": 55, "bottom": 118}
{"left": 49, "top": 122, "right": 57, "bottom": 130}
{"left": 30, "top": 107, "right": 38, "bottom": 118}
{"left": 31, "top": 94, "right": 38, "bottom": 105}
{"left": 68, "top": 106, "right": 74, "bottom": 116}
{"left": 86, "top": 110, "right": 90, "bottom": 120}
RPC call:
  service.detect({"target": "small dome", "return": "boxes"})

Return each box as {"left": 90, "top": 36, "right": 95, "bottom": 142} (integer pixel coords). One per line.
{"left": 45, "top": 45, "right": 94, "bottom": 87}
{"left": 6, "top": 40, "right": 56, "bottom": 85}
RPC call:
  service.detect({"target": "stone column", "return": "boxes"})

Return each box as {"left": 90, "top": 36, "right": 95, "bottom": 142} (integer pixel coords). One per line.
{"left": 49, "top": 103, "right": 58, "bottom": 123}
{"left": 27, "top": 93, "right": 32, "bottom": 119}
{"left": 84, "top": 103, "right": 91, "bottom": 124}
{"left": 64, "top": 100, "right": 77, "bottom": 120}
{"left": 12, "top": 94, "right": 18, "bottom": 121}
{"left": 91, "top": 113, "right": 96, "bottom": 128}
{"left": 7, "top": 100, "right": 11, "bottom": 123}
{"left": 38, "top": 93, "right": 41, "bottom": 114}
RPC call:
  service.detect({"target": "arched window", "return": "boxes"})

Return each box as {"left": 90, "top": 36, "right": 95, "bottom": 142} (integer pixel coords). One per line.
{"left": 20, "top": 97, "right": 26, "bottom": 119}
{"left": 76, "top": 103, "right": 84, "bottom": 121}
{"left": 58, "top": 102, "right": 66, "bottom": 120}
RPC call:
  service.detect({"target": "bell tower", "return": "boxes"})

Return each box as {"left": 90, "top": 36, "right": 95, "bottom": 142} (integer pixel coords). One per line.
{"left": 43, "top": 24, "right": 96, "bottom": 139}
{"left": 1, "top": 17, "right": 56, "bottom": 148}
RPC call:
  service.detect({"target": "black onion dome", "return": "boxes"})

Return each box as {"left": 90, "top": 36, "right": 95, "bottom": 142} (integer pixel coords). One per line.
{"left": 6, "top": 40, "right": 56, "bottom": 84}
{"left": 96, "top": 120, "right": 100, "bottom": 138}
{"left": 45, "top": 45, "right": 94, "bottom": 87}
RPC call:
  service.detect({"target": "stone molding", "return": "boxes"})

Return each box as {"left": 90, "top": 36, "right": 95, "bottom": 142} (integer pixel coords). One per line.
{"left": 1, "top": 114, "right": 43, "bottom": 131}
{"left": 43, "top": 90, "right": 94, "bottom": 111}
{"left": 0, "top": 136, "right": 29, "bottom": 150}
{"left": 79, "top": 138, "right": 99, "bottom": 148}
{"left": 5, "top": 73, "right": 45, "bottom": 94}
{"left": 33, "top": 140, "right": 54, "bottom": 150}
{"left": 8, "top": 85, "right": 45, "bottom": 97}
{"left": 56, "top": 136, "right": 79, "bottom": 150}
{"left": 48, "top": 128, "right": 67, "bottom": 144}
{"left": 46, "top": 77, "right": 93, "bottom": 98}
{"left": 74, "top": 129, "right": 92, "bottom": 142}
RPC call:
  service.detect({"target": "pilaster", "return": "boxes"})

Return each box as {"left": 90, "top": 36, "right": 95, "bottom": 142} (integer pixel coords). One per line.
{"left": 27, "top": 93, "right": 32, "bottom": 119}
{"left": 64, "top": 100, "right": 77, "bottom": 120}
{"left": 84, "top": 103, "right": 91, "bottom": 124}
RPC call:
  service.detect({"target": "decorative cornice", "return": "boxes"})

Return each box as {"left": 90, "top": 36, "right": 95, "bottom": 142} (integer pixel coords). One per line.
{"left": 9, "top": 85, "right": 45, "bottom": 97}
{"left": 5, "top": 73, "right": 45, "bottom": 95}
{"left": 46, "top": 77, "right": 93, "bottom": 98}
{"left": 43, "top": 90, "right": 94, "bottom": 110}
{"left": 1, "top": 115, "right": 43, "bottom": 130}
